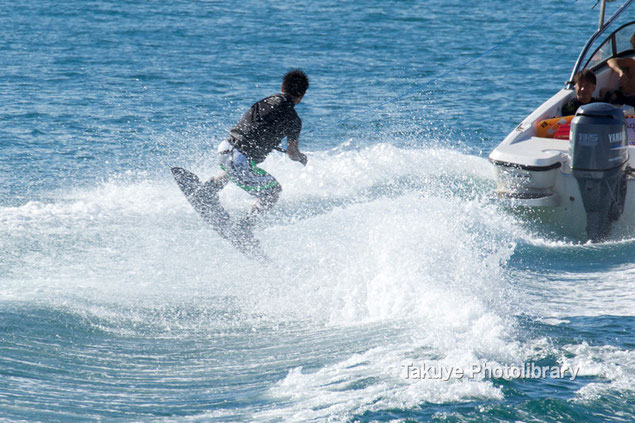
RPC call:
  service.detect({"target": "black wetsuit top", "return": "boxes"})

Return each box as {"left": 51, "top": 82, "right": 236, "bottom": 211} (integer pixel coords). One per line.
{"left": 228, "top": 93, "right": 302, "bottom": 163}
{"left": 562, "top": 98, "right": 598, "bottom": 116}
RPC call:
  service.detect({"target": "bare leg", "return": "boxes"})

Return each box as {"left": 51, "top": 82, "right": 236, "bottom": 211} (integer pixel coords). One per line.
{"left": 237, "top": 184, "right": 282, "bottom": 230}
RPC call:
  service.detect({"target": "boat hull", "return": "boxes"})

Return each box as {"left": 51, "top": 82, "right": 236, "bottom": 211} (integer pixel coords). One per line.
{"left": 490, "top": 156, "right": 634, "bottom": 240}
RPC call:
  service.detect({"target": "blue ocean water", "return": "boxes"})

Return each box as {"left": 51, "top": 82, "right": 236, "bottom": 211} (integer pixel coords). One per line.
{"left": 1, "top": 0, "right": 634, "bottom": 421}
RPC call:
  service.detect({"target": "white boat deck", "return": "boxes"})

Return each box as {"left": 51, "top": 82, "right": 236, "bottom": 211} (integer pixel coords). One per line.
{"left": 489, "top": 136, "right": 569, "bottom": 168}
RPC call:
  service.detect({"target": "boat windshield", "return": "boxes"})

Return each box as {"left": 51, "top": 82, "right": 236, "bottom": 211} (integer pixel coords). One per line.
{"left": 568, "top": 0, "right": 634, "bottom": 87}
{"left": 584, "top": 21, "right": 635, "bottom": 69}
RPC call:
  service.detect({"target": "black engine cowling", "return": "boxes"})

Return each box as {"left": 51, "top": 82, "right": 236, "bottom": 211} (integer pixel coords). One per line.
{"left": 569, "top": 102, "right": 628, "bottom": 241}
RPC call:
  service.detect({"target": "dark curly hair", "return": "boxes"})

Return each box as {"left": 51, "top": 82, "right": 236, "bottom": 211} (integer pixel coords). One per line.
{"left": 282, "top": 69, "right": 309, "bottom": 98}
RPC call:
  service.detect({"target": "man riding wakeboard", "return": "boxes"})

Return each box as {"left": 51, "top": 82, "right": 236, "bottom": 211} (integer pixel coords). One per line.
{"left": 204, "top": 69, "right": 309, "bottom": 234}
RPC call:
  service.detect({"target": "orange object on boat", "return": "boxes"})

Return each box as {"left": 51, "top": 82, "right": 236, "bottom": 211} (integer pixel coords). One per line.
{"left": 536, "top": 115, "right": 574, "bottom": 138}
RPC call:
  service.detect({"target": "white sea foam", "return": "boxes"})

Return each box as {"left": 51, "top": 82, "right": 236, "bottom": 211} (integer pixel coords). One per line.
{"left": 0, "top": 144, "right": 508, "bottom": 305}
{"left": 1, "top": 143, "right": 633, "bottom": 420}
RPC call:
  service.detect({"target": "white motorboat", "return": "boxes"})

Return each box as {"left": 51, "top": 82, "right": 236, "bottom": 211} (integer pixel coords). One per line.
{"left": 489, "top": 0, "right": 635, "bottom": 241}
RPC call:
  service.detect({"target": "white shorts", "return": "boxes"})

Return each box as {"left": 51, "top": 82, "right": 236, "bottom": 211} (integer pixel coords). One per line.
{"left": 218, "top": 140, "right": 279, "bottom": 197}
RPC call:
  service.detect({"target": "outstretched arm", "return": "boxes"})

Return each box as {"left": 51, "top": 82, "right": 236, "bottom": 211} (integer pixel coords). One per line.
{"left": 608, "top": 57, "right": 635, "bottom": 90}
{"left": 608, "top": 58, "right": 630, "bottom": 77}
{"left": 287, "top": 136, "right": 307, "bottom": 166}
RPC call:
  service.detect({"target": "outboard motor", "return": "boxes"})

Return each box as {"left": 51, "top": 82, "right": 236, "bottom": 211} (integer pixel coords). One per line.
{"left": 570, "top": 103, "right": 628, "bottom": 241}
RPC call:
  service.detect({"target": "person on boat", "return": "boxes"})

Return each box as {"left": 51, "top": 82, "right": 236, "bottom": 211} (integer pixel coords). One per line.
{"left": 605, "top": 34, "right": 635, "bottom": 107}
{"left": 204, "top": 69, "right": 309, "bottom": 233}
{"left": 562, "top": 69, "right": 598, "bottom": 115}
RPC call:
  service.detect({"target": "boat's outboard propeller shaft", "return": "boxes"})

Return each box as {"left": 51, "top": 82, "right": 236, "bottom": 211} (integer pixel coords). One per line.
{"left": 570, "top": 103, "right": 629, "bottom": 241}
